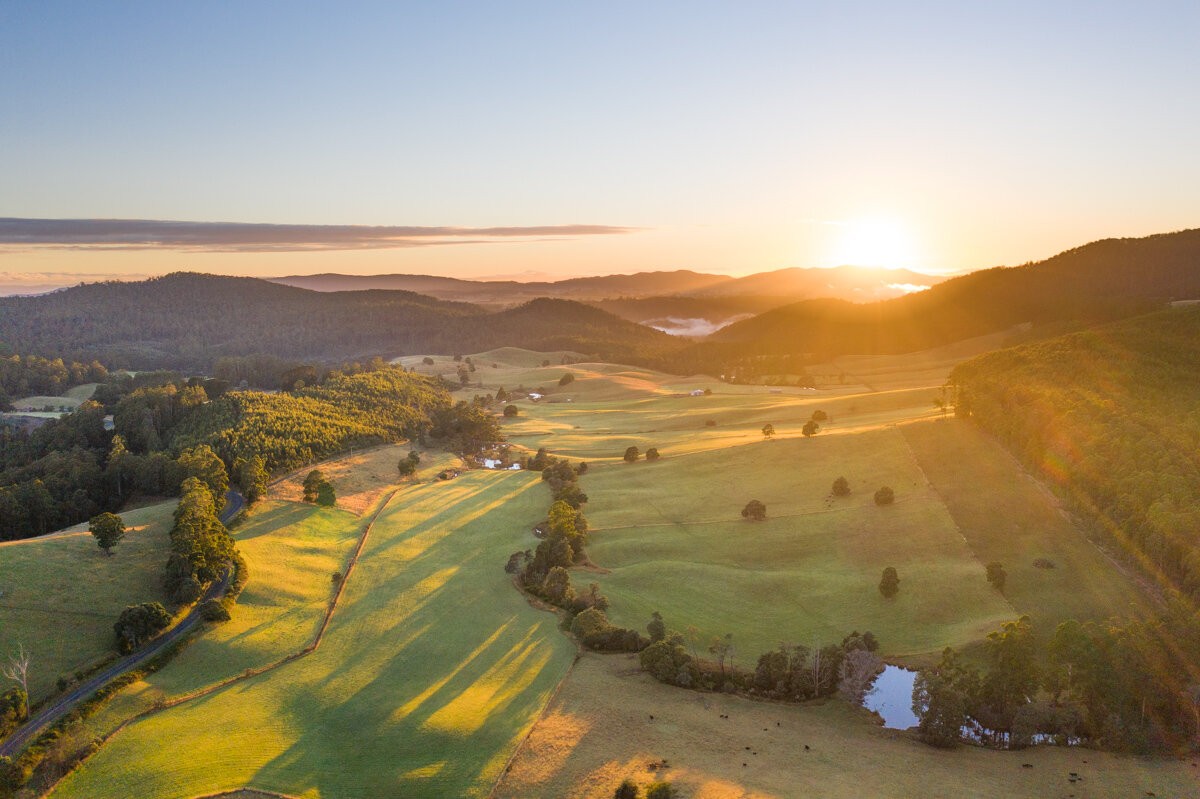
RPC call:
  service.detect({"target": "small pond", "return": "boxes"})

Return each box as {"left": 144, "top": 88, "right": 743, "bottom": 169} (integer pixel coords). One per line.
{"left": 862, "top": 665, "right": 918, "bottom": 729}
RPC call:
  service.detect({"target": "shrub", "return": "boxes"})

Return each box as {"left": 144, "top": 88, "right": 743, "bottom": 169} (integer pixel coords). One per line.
{"left": 646, "top": 782, "right": 675, "bottom": 799}
{"left": 199, "top": 598, "right": 231, "bottom": 622}
{"left": 704, "top": 419, "right": 717, "bottom": 427}
{"left": 874, "top": 486, "right": 895, "bottom": 505}
{"left": 503, "top": 404, "right": 518, "bottom": 417}
{"left": 614, "top": 779, "right": 640, "bottom": 799}
{"left": 624, "top": 446, "right": 640, "bottom": 463}
{"left": 832, "top": 476, "right": 850, "bottom": 496}
{"left": 812, "top": 409, "right": 828, "bottom": 421}
{"left": 985, "top": 561, "right": 1007, "bottom": 591}
{"left": 741, "top": 499, "right": 766, "bottom": 521}
{"left": 422, "top": 357, "right": 434, "bottom": 365}
{"left": 645, "top": 447, "right": 660, "bottom": 461}
{"left": 558, "top": 373, "right": 575, "bottom": 386}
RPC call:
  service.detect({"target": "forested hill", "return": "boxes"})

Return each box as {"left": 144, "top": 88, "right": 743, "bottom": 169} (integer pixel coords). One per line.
{"left": 711, "top": 228, "right": 1200, "bottom": 357}
{"left": 0, "top": 273, "right": 677, "bottom": 370}
{"left": 951, "top": 305, "right": 1200, "bottom": 600}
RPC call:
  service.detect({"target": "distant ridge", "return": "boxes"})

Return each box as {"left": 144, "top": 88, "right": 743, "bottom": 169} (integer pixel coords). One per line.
{"left": 710, "top": 228, "right": 1200, "bottom": 357}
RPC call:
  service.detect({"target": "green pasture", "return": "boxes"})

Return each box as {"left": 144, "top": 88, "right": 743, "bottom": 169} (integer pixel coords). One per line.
{"left": 902, "top": 419, "right": 1157, "bottom": 636}
{"left": 0, "top": 501, "right": 176, "bottom": 700}
{"left": 583, "top": 430, "right": 1016, "bottom": 658}
{"left": 500, "top": 383, "right": 943, "bottom": 462}
{"left": 81, "top": 501, "right": 364, "bottom": 735}
{"left": 54, "top": 471, "right": 575, "bottom": 799}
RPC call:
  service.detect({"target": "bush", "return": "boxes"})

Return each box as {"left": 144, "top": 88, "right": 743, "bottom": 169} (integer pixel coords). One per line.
{"left": 614, "top": 779, "right": 640, "bottom": 799}
{"left": 646, "top": 782, "right": 675, "bottom": 799}
{"left": 624, "top": 446, "right": 640, "bottom": 463}
{"left": 812, "top": 409, "right": 828, "bottom": 421}
{"left": 704, "top": 419, "right": 716, "bottom": 427}
{"left": 421, "top": 356, "right": 434, "bottom": 365}
{"left": 503, "top": 404, "right": 518, "bottom": 417}
{"left": 874, "top": 486, "right": 895, "bottom": 505}
{"left": 741, "top": 499, "right": 766, "bottom": 521}
{"left": 832, "top": 476, "right": 850, "bottom": 496}
{"left": 114, "top": 602, "right": 172, "bottom": 653}
{"left": 645, "top": 447, "right": 660, "bottom": 461}
{"left": 199, "top": 598, "right": 231, "bottom": 622}
{"left": 558, "top": 373, "right": 575, "bottom": 386}
{"left": 985, "top": 561, "right": 1007, "bottom": 591}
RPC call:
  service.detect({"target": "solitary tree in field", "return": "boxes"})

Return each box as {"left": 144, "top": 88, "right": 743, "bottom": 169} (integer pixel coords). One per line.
{"left": 624, "top": 446, "right": 640, "bottom": 463}
{"left": 558, "top": 372, "right": 575, "bottom": 386}
{"left": 812, "top": 409, "right": 828, "bottom": 421}
{"left": 89, "top": 512, "right": 126, "bottom": 556}
{"left": 879, "top": 566, "right": 900, "bottom": 598}
{"left": 874, "top": 486, "right": 895, "bottom": 506}
{"left": 761, "top": 423, "right": 775, "bottom": 440}
{"left": 985, "top": 561, "right": 1007, "bottom": 592}
{"left": 302, "top": 470, "right": 326, "bottom": 502}
{"left": 802, "top": 420, "right": 820, "bottom": 437}
{"left": 503, "top": 403, "right": 519, "bottom": 417}
{"left": 1, "top": 644, "right": 30, "bottom": 719}
{"left": 742, "top": 499, "right": 767, "bottom": 521}
{"left": 398, "top": 450, "right": 421, "bottom": 476}
{"left": 645, "top": 447, "right": 660, "bottom": 461}
{"left": 832, "top": 476, "right": 850, "bottom": 496}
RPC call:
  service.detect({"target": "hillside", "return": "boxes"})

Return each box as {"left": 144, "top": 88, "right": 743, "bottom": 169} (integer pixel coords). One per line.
{"left": 0, "top": 273, "right": 677, "bottom": 370}
{"left": 269, "top": 269, "right": 730, "bottom": 304}
{"left": 712, "top": 228, "right": 1200, "bottom": 357}
{"left": 951, "top": 304, "right": 1200, "bottom": 600}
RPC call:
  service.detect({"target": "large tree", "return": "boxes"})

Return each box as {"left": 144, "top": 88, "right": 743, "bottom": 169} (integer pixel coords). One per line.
{"left": 89, "top": 511, "right": 126, "bottom": 555}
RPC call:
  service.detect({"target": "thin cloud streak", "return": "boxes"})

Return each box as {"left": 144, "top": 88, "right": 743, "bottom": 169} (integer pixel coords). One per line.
{"left": 0, "top": 218, "right": 639, "bottom": 253}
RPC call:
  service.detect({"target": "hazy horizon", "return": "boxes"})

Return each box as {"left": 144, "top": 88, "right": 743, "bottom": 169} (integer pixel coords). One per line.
{"left": 4, "top": 4, "right": 1198, "bottom": 288}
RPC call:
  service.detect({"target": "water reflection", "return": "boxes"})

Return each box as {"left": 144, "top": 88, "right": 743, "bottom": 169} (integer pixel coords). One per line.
{"left": 863, "top": 665, "right": 918, "bottom": 729}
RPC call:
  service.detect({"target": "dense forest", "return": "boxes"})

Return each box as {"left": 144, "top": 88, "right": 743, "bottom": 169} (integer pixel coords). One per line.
{"left": 950, "top": 305, "right": 1200, "bottom": 750}
{"left": 0, "top": 274, "right": 676, "bottom": 371}
{"left": 952, "top": 305, "right": 1200, "bottom": 600}
{"left": 0, "top": 364, "right": 460, "bottom": 541}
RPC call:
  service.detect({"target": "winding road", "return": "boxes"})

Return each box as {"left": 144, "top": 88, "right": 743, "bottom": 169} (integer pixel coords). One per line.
{"left": 0, "top": 490, "right": 244, "bottom": 758}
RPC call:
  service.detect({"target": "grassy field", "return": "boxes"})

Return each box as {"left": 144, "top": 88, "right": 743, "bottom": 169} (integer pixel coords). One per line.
{"left": 582, "top": 429, "right": 1016, "bottom": 658}
{"left": 902, "top": 419, "right": 1157, "bottom": 638}
{"left": 494, "top": 652, "right": 1199, "bottom": 799}
{"left": 53, "top": 471, "right": 575, "bottom": 799}
{"left": 77, "top": 500, "right": 365, "bottom": 735}
{"left": 269, "top": 444, "right": 461, "bottom": 515}
{"left": 0, "top": 501, "right": 176, "bottom": 700}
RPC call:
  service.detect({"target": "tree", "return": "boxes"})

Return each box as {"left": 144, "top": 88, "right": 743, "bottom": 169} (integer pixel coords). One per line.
{"left": 832, "top": 476, "right": 850, "bottom": 496}
{"left": 647, "top": 611, "right": 666, "bottom": 643}
{"left": 1, "top": 644, "right": 30, "bottom": 720}
{"left": 812, "top": 409, "right": 828, "bottom": 421}
{"left": 645, "top": 447, "right": 660, "bottom": 461}
{"left": 422, "top": 356, "right": 434, "bottom": 365}
{"left": 177, "top": 444, "right": 229, "bottom": 504}
{"left": 614, "top": 779, "right": 640, "bottom": 799}
{"left": 913, "top": 668, "right": 967, "bottom": 747}
{"left": 302, "top": 470, "right": 325, "bottom": 503}
{"left": 624, "top": 446, "right": 640, "bottom": 463}
{"left": 398, "top": 450, "right": 421, "bottom": 476}
{"left": 874, "top": 486, "right": 895, "bottom": 506}
{"left": 741, "top": 499, "right": 766, "bottom": 521}
{"left": 802, "top": 420, "right": 820, "bottom": 437}
{"left": 985, "top": 561, "right": 1007, "bottom": 592}
{"left": 89, "top": 512, "right": 126, "bottom": 555}
{"left": 316, "top": 480, "right": 337, "bottom": 507}
{"left": 235, "top": 455, "right": 269, "bottom": 504}
{"left": 879, "top": 566, "right": 900, "bottom": 598}
{"left": 762, "top": 423, "right": 775, "bottom": 440}
{"left": 503, "top": 403, "right": 519, "bottom": 418}
{"left": 114, "top": 602, "right": 171, "bottom": 653}
{"left": 558, "top": 373, "right": 575, "bottom": 386}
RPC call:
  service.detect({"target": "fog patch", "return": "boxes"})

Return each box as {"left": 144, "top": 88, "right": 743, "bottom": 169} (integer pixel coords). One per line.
{"left": 645, "top": 314, "right": 754, "bottom": 337}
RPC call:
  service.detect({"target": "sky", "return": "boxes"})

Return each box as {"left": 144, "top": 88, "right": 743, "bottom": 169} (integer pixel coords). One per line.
{"left": 2, "top": 2, "right": 1198, "bottom": 291}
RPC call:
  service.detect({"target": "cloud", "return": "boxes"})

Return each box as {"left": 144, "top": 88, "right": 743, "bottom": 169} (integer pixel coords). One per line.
{"left": 0, "top": 218, "right": 639, "bottom": 253}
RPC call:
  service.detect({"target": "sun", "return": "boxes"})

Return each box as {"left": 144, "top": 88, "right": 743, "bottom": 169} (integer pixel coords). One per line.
{"left": 828, "top": 216, "right": 919, "bottom": 270}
